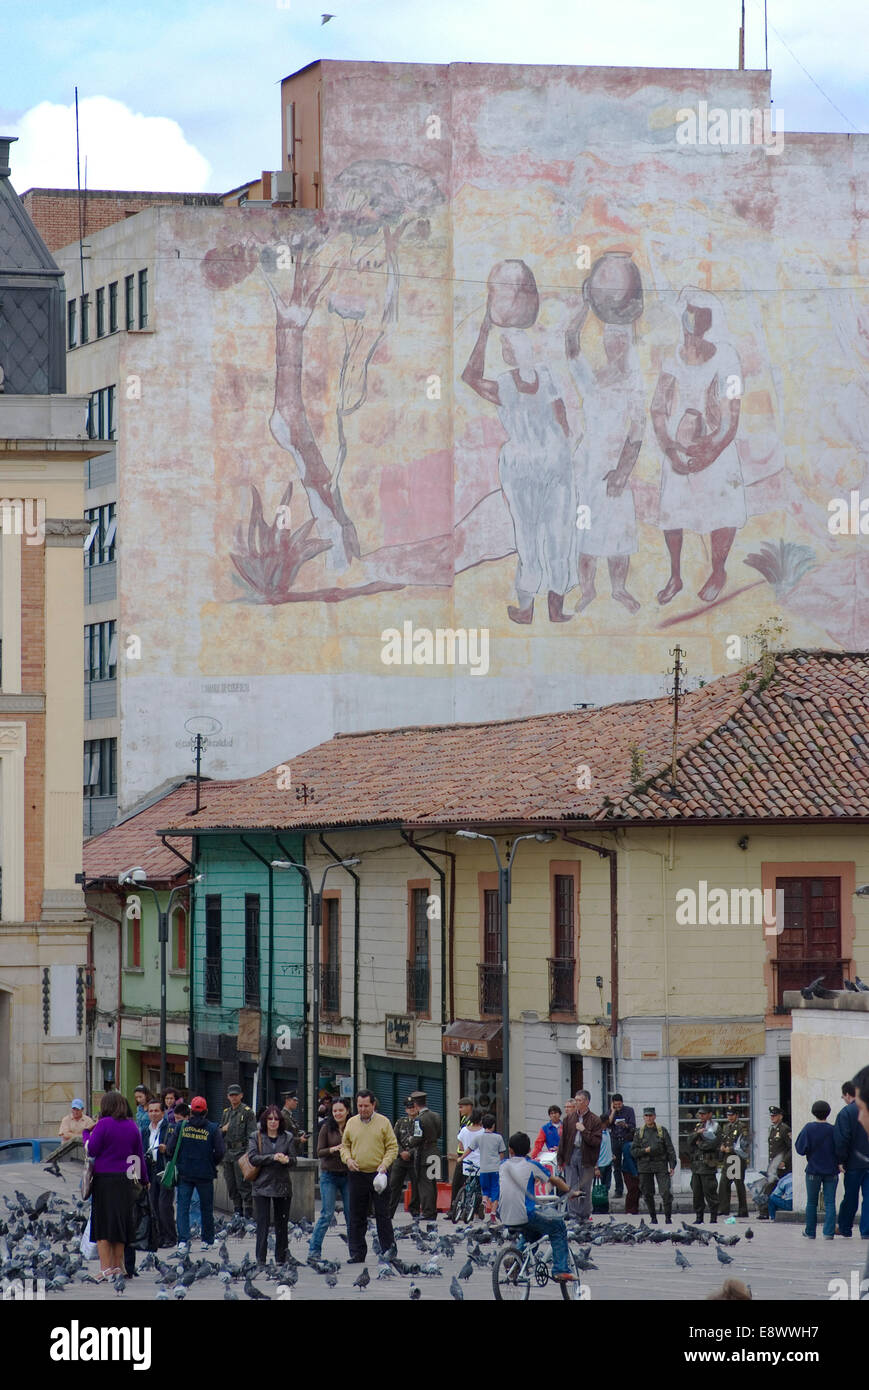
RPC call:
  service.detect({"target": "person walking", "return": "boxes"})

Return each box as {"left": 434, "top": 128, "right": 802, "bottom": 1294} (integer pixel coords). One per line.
{"left": 166, "top": 1096, "right": 225, "bottom": 1253}
{"left": 82, "top": 1091, "right": 148, "bottom": 1281}
{"left": 339, "top": 1090, "right": 398, "bottom": 1263}
{"left": 247, "top": 1105, "right": 296, "bottom": 1267}
{"left": 280, "top": 1091, "right": 308, "bottom": 1154}
{"left": 389, "top": 1098, "right": 419, "bottom": 1220}
{"left": 608, "top": 1095, "right": 635, "bottom": 1199}
{"left": 308, "top": 1097, "right": 351, "bottom": 1260}
{"left": 795, "top": 1100, "right": 840, "bottom": 1239}
{"left": 718, "top": 1106, "right": 751, "bottom": 1218}
{"left": 406, "top": 1091, "right": 442, "bottom": 1225}
{"left": 143, "top": 1097, "right": 176, "bottom": 1249}
{"left": 834, "top": 1079, "right": 869, "bottom": 1238}
{"left": 688, "top": 1106, "right": 721, "bottom": 1224}
{"left": 531, "top": 1105, "right": 563, "bottom": 1159}
{"left": 557, "top": 1090, "right": 602, "bottom": 1220}
{"left": 758, "top": 1106, "right": 791, "bottom": 1220}
{"left": 59, "top": 1098, "right": 95, "bottom": 1142}
{"left": 632, "top": 1105, "right": 677, "bottom": 1224}
{"left": 219, "top": 1084, "right": 257, "bottom": 1220}
{"left": 449, "top": 1096, "right": 475, "bottom": 1217}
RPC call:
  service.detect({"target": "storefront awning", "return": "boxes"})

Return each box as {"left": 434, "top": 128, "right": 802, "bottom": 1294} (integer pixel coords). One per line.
{"left": 442, "top": 1019, "right": 502, "bottom": 1061}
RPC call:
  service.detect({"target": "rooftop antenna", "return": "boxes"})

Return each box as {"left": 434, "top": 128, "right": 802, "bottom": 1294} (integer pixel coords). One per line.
{"left": 764, "top": 0, "right": 769, "bottom": 71}
{"left": 75, "top": 87, "right": 85, "bottom": 299}
{"left": 667, "top": 645, "right": 686, "bottom": 795}
{"left": 183, "top": 716, "right": 222, "bottom": 814}
{"left": 738, "top": 0, "right": 745, "bottom": 70}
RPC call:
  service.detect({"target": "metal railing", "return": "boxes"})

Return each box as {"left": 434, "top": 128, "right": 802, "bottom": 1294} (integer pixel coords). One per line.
{"left": 548, "top": 956, "right": 576, "bottom": 1013}
{"left": 204, "top": 959, "right": 221, "bottom": 1004}
{"left": 244, "top": 958, "right": 260, "bottom": 1008}
{"left": 478, "top": 962, "right": 502, "bottom": 1016}
{"left": 406, "top": 961, "right": 430, "bottom": 1014}
{"left": 321, "top": 962, "right": 340, "bottom": 1015}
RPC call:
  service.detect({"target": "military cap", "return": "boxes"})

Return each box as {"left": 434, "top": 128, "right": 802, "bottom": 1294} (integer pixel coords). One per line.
{"left": 227, "top": 1084, "right": 243, "bottom": 1096}
{"left": 642, "top": 1105, "right": 656, "bottom": 1114}
{"left": 769, "top": 1104, "right": 783, "bottom": 1115}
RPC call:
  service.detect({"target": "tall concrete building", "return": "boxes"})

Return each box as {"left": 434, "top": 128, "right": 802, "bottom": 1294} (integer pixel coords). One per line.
{"left": 0, "top": 136, "right": 109, "bottom": 1137}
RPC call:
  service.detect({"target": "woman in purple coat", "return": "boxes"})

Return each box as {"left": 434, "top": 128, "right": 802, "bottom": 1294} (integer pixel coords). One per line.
{"left": 83, "top": 1090, "right": 148, "bottom": 1280}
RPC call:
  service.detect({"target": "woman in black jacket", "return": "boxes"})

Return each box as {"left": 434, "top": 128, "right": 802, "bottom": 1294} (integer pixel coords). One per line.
{"left": 247, "top": 1105, "right": 296, "bottom": 1266}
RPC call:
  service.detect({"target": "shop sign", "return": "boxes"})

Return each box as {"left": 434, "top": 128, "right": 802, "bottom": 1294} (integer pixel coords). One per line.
{"left": 238, "top": 1009, "right": 261, "bottom": 1056}
{"left": 385, "top": 1015, "right": 415, "bottom": 1053}
{"left": 319, "top": 1031, "right": 351, "bottom": 1056}
{"left": 442, "top": 1034, "right": 502, "bottom": 1060}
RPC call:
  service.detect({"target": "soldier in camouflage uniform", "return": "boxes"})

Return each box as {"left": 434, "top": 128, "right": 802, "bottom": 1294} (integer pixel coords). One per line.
{"left": 632, "top": 1105, "right": 677, "bottom": 1224}
{"left": 388, "top": 1098, "right": 420, "bottom": 1218}
{"left": 718, "top": 1105, "right": 750, "bottom": 1217}
{"left": 219, "top": 1084, "right": 257, "bottom": 1218}
{"left": 688, "top": 1106, "right": 721, "bottom": 1223}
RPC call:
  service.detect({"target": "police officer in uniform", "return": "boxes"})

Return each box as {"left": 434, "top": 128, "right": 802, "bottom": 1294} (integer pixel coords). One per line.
{"left": 219, "top": 1084, "right": 256, "bottom": 1219}
{"left": 688, "top": 1105, "right": 721, "bottom": 1224}
{"left": 407, "top": 1091, "right": 442, "bottom": 1225}
{"left": 388, "top": 1097, "right": 420, "bottom": 1218}
{"left": 280, "top": 1090, "right": 308, "bottom": 1153}
{"left": 718, "top": 1105, "right": 750, "bottom": 1217}
{"left": 758, "top": 1104, "right": 791, "bottom": 1219}
{"left": 632, "top": 1105, "right": 677, "bottom": 1224}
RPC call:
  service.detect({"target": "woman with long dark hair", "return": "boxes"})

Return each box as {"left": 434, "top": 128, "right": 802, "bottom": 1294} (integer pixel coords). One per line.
{"left": 247, "top": 1105, "right": 296, "bottom": 1266}
{"left": 83, "top": 1090, "right": 148, "bottom": 1281}
{"left": 308, "top": 1097, "right": 350, "bottom": 1260}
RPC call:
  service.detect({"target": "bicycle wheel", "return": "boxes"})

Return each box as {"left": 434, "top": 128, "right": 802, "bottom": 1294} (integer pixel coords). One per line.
{"left": 493, "top": 1246, "right": 531, "bottom": 1302}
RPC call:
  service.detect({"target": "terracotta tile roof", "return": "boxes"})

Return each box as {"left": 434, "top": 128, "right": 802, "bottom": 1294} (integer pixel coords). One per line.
{"left": 83, "top": 781, "right": 221, "bottom": 882}
{"left": 159, "top": 652, "right": 869, "bottom": 834}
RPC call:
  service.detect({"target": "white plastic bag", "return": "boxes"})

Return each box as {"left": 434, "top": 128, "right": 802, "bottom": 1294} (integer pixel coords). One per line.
{"left": 79, "top": 1217, "right": 98, "bottom": 1260}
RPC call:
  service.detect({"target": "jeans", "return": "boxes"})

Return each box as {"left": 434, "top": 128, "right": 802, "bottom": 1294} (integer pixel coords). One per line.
{"left": 309, "top": 1171, "right": 349, "bottom": 1256}
{"left": 519, "top": 1208, "right": 570, "bottom": 1276}
{"left": 347, "top": 1171, "right": 394, "bottom": 1261}
{"left": 837, "top": 1169, "right": 869, "bottom": 1238}
{"left": 176, "top": 1178, "right": 214, "bottom": 1244}
{"left": 253, "top": 1194, "right": 290, "bottom": 1264}
{"left": 805, "top": 1173, "right": 838, "bottom": 1238}
{"left": 767, "top": 1191, "right": 792, "bottom": 1221}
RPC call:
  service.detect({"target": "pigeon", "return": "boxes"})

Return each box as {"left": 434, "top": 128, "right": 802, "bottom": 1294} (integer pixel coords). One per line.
{"left": 457, "top": 1258, "right": 473, "bottom": 1280}
{"left": 321, "top": 14, "right": 335, "bottom": 23}
{"left": 44, "top": 1160, "right": 65, "bottom": 1181}
{"left": 409, "top": 1282, "right": 421, "bottom": 1300}
{"left": 155, "top": 1285, "right": 170, "bottom": 1301}
{"left": 325, "top": 1273, "right": 338, "bottom": 1288}
{"left": 111, "top": 1273, "right": 126, "bottom": 1295}
{"left": 675, "top": 1249, "right": 691, "bottom": 1269}
{"left": 244, "top": 1276, "right": 271, "bottom": 1301}
{"left": 223, "top": 1285, "right": 239, "bottom": 1301}
{"left": 855, "top": 977, "right": 869, "bottom": 992}
{"left": 813, "top": 983, "right": 841, "bottom": 999}
{"left": 449, "top": 1275, "right": 463, "bottom": 1301}
{"left": 171, "top": 1283, "right": 187, "bottom": 1300}
{"left": 218, "top": 1241, "right": 230, "bottom": 1262}
{"left": 845, "top": 980, "right": 860, "bottom": 991}
{"left": 353, "top": 1266, "right": 370, "bottom": 1290}
{"left": 745, "top": 1227, "right": 754, "bottom": 1241}
{"left": 800, "top": 975, "right": 826, "bottom": 999}
{"left": 376, "top": 1263, "right": 396, "bottom": 1280}
{"left": 716, "top": 1244, "right": 733, "bottom": 1265}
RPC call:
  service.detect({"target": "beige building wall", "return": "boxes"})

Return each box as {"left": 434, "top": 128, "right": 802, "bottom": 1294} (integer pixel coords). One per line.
{"left": 789, "top": 1001, "right": 869, "bottom": 1212}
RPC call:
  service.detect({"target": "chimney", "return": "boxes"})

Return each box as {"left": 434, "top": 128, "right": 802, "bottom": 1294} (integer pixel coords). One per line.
{"left": 0, "top": 136, "right": 17, "bottom": 178}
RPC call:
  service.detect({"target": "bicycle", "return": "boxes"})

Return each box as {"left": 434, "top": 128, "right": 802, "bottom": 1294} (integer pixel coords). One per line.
{"left": 453, "top": 1168, "right": 483, "bottom": 1223}
{"left": 492, "top": 1196, "right": 585, "bottom": 1302}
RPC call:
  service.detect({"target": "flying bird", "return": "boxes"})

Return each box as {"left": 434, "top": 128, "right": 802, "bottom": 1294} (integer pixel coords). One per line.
{"left": 43, "top": 1160, "right": 65, "bottom": 1181}
{"left": 321, "top": 12, "right": 335, "bottom": 22}
{"left": 716, "top": 1244, "right": 733, "bottom": 1265}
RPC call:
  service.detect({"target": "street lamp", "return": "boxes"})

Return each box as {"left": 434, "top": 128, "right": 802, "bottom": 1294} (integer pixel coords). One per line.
{"left": 455, "top": 830, "right": 555, "bottom": 1134}
{"left": 271, "top": 857, "right": 360, "bottom": 1136}
{"left": 120, "top": 867, "right": 202, "bottom": 1093}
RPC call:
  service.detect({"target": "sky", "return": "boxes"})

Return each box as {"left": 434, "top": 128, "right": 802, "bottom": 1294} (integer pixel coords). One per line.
{"left": 2, "top": 0, "right": 867, "bottom": 194}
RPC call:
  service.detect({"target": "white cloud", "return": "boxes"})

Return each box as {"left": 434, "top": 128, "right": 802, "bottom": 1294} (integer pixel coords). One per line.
{"left": 11, "top": 96, "right": 211, "bottom": 192}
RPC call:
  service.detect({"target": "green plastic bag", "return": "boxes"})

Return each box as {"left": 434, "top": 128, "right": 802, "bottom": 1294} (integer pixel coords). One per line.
{"left": 591, "top": 1179, "right": 609, "bottom": 1211}
{"left": 160, "top": 1121, "right": 186, "bottom": 1190}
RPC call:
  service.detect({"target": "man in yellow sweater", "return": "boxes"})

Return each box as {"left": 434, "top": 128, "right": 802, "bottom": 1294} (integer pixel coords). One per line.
{"left": 340, "top": 1089, "right": 399, "bottom": 1263}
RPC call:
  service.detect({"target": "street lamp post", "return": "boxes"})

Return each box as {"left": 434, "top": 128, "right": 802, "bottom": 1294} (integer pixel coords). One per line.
{"left": 272, "top": 857, "right": 360, "bottom": 1138}
{"left": 456, "top": 831, "right": 555, "bottom": 1136}
{"left": 120, "top": 868, "right": 201, "bottom": 1094}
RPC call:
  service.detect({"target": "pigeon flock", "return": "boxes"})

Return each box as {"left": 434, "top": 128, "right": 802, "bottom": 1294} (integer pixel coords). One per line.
{"left": 0, "top": 1178, "right": 755, "bottom": 1302}
{"left": 801, "top": 974, "right": 868, "bottom": 1000}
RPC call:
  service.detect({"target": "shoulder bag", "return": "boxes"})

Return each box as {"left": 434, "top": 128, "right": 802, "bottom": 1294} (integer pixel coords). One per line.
{"left": 238, "top": 1131, "right": 262, "bottom": 1183}
{"left": 160, "top": 1121, "right": 187, "bottom": 1190}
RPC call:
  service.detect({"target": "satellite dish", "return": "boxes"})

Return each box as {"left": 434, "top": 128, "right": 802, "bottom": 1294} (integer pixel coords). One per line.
{"left": 184, "top": 716, "right": 223, "bottom": 737}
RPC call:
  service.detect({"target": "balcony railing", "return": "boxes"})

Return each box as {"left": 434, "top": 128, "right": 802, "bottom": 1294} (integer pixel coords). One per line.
{"left": 406, "top": 961, "right": 430, "bottom": 1015}
{"left": 478, "top": 962, "right": 502, "bottom": 1016}
{"left": 204, "top": 959, "right": 221, "bottom": 1005}
{"left": 321, "top": 962, "right": 340, "bottom": 1016}
{"left": 771, "top": 956, "right": 848, "bottom": 1013}
{"left": 548, "top": 956, "right": 576, "bottom": 1014}
{"left": 244, "top": 958, "right": 260, "bottom": 1009}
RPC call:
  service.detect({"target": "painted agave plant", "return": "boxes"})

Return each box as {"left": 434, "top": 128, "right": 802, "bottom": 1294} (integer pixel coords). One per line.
{"left": 231, "top": 482, "right": 331, "bottom": 603}
{"left": 743, "top": 538, "right": 817, "bottom": 596}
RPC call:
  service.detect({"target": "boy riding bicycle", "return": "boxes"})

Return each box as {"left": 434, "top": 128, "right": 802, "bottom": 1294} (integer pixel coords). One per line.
{"left": 498, "top": 1132, "right": 581, "bottom": 1283}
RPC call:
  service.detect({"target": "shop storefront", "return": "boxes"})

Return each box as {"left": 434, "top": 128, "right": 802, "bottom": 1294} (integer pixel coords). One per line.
{"left": 677, "top": 1058, "right": 752, "bottom": 1161}
{"left": 442, "top": 1020, "right": 503, "bottom": 1134}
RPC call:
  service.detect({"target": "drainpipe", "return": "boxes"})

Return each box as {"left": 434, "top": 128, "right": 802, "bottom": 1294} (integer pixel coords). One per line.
{"left": 317, "top": 835, "right": 360, "bottom": 1096}
{"left": 275, "top": 837, "right": 308, "bottom": 1119}
{"left": 240, "top": 837, "right": 275, "bottom": 1105}
{"left": 401, "top": 832, "right": 450, "bottom": 1148}
{"left": 559, "top": 832, "right": 619, "bottom": 1097}
{"left": 160, "top": 836, "right": 197, "bottom": 1092}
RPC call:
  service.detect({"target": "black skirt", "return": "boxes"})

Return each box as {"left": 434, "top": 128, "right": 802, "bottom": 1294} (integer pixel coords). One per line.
{"left": 90, "top": 1172, "right": 137, "bottom": 1243}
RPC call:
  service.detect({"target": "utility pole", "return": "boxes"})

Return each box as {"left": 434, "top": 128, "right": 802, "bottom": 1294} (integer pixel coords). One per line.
{"left": 669, "top": 645, "right": 685, "bottom": 795}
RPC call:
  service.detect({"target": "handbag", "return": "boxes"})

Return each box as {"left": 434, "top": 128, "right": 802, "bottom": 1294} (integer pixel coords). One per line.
{"left": 238, "top": 1131, "right": 261, "bottom": 1183}
{"left": 131, "top": 1188, "right": 153, "bottom": 1252}
{"left": 160, "top": 1121, "right": 186, "bottom": 1190}
{"left": 80, "top": 1141, "right": 94, "bottom": 1201}
{"left": 591, "top": 1179, "right": 609, "bottom": 1211}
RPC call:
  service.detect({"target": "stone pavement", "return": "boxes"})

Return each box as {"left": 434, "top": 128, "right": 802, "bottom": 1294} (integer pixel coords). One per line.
{"left": 1, "top": 1163, "right": 864, "bottom": 1303}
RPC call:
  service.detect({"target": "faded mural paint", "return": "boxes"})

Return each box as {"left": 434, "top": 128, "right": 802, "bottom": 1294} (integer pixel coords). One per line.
{"left": 118, "top": 64, "right": 869, "bottom": 800}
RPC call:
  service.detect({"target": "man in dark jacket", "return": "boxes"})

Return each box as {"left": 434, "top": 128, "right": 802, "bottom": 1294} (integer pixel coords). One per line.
{"left": 717, "top": 1107, "right": 750, "bottom": 1218}
{"left": 834, "top": 1079, "right": 869, "bottom": 1239}
{"left": 143, "top": 1098, "right": 176, "bottom": 1248}
{"left": 608, "top": 1095, "right": 636, "bottom": 1199}
{"left": 167, "top": 1095, "right": 225, "bottom": 1252}
{"left": 389, "top": 1098, "right": 420, "bottom": 1218}
{"left": 219, "top": 1084, "right": 256, "bottom": 1219}
{"left": 557, "top": 1090, "right": 603, "bottom": 1219}
{"left": 851, "top": 1065, "right": 869, "bottom": 1299}
{"left": 688, "top": 1106, "right": 721, "bottom": 1224}
{"left": 632, "top": 1105, "right": 677, "bottom": 1224}
{"left": 407, "top": 1091, "right": 442, "bottom": 1223}
{"left": 758, "top": 1106, "right": 791, "bottom": 1219}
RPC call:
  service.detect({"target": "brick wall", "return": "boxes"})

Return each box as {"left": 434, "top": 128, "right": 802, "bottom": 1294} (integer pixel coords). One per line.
{"left": 20, "top": 190, "right": 223, "bottom": 253}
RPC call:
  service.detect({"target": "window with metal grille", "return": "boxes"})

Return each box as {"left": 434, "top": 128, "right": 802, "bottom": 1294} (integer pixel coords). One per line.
{"left": 773, "top": 876, "right": 844, "bottom": 1009}
{"left": 96, "top": 286, "right": 105, "bottom": 337}
{"left": 205, "top": 895, "right": 222, "bottom": 1004}
{"left": 124, "top": 275, "right": 135, "bottom": 330}
{"left": 138, "top": 269, "right": 149, "bottom": 328}
{"left": 83, "top": 738, "right": 117, "bottom": 798}
{"left": 126, "top": 910, "right": 141, "bottom": 968}
{"left": 549, "top": 872, "right": 577, "bottom": 1014}
{"left": 80, "top": 294, "right": 89, "bottom": 344}
{"left": 407, "top": 886, "right": 430, "bottom": 1014}
{"left": 84, "top": 621, "right": 117, "bottom": 681}
{"left": 67, "top": 299, "right": 76, "bottom": 348}
{"left": 84, "top": 503, "right": 116, "bottom": 566}
{"left": 483, "top": 888, "right": 500, "bottom": 964}
{"left": 108, "top": 281, "right": 118, "bottom": 333}
{"left": 322, "top": 896, "right": 340, "bottom": 1015}
{"left": 244, "top": 894, "right": 260, "bottom": 1007}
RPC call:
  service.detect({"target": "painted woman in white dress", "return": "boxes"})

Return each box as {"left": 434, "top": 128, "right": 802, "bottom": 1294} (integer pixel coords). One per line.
{"left": 651, "top": 287, "right": 745, "bottom": 604}
{"left": 565, "top": 297, "right": 645, "bottom": 612}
